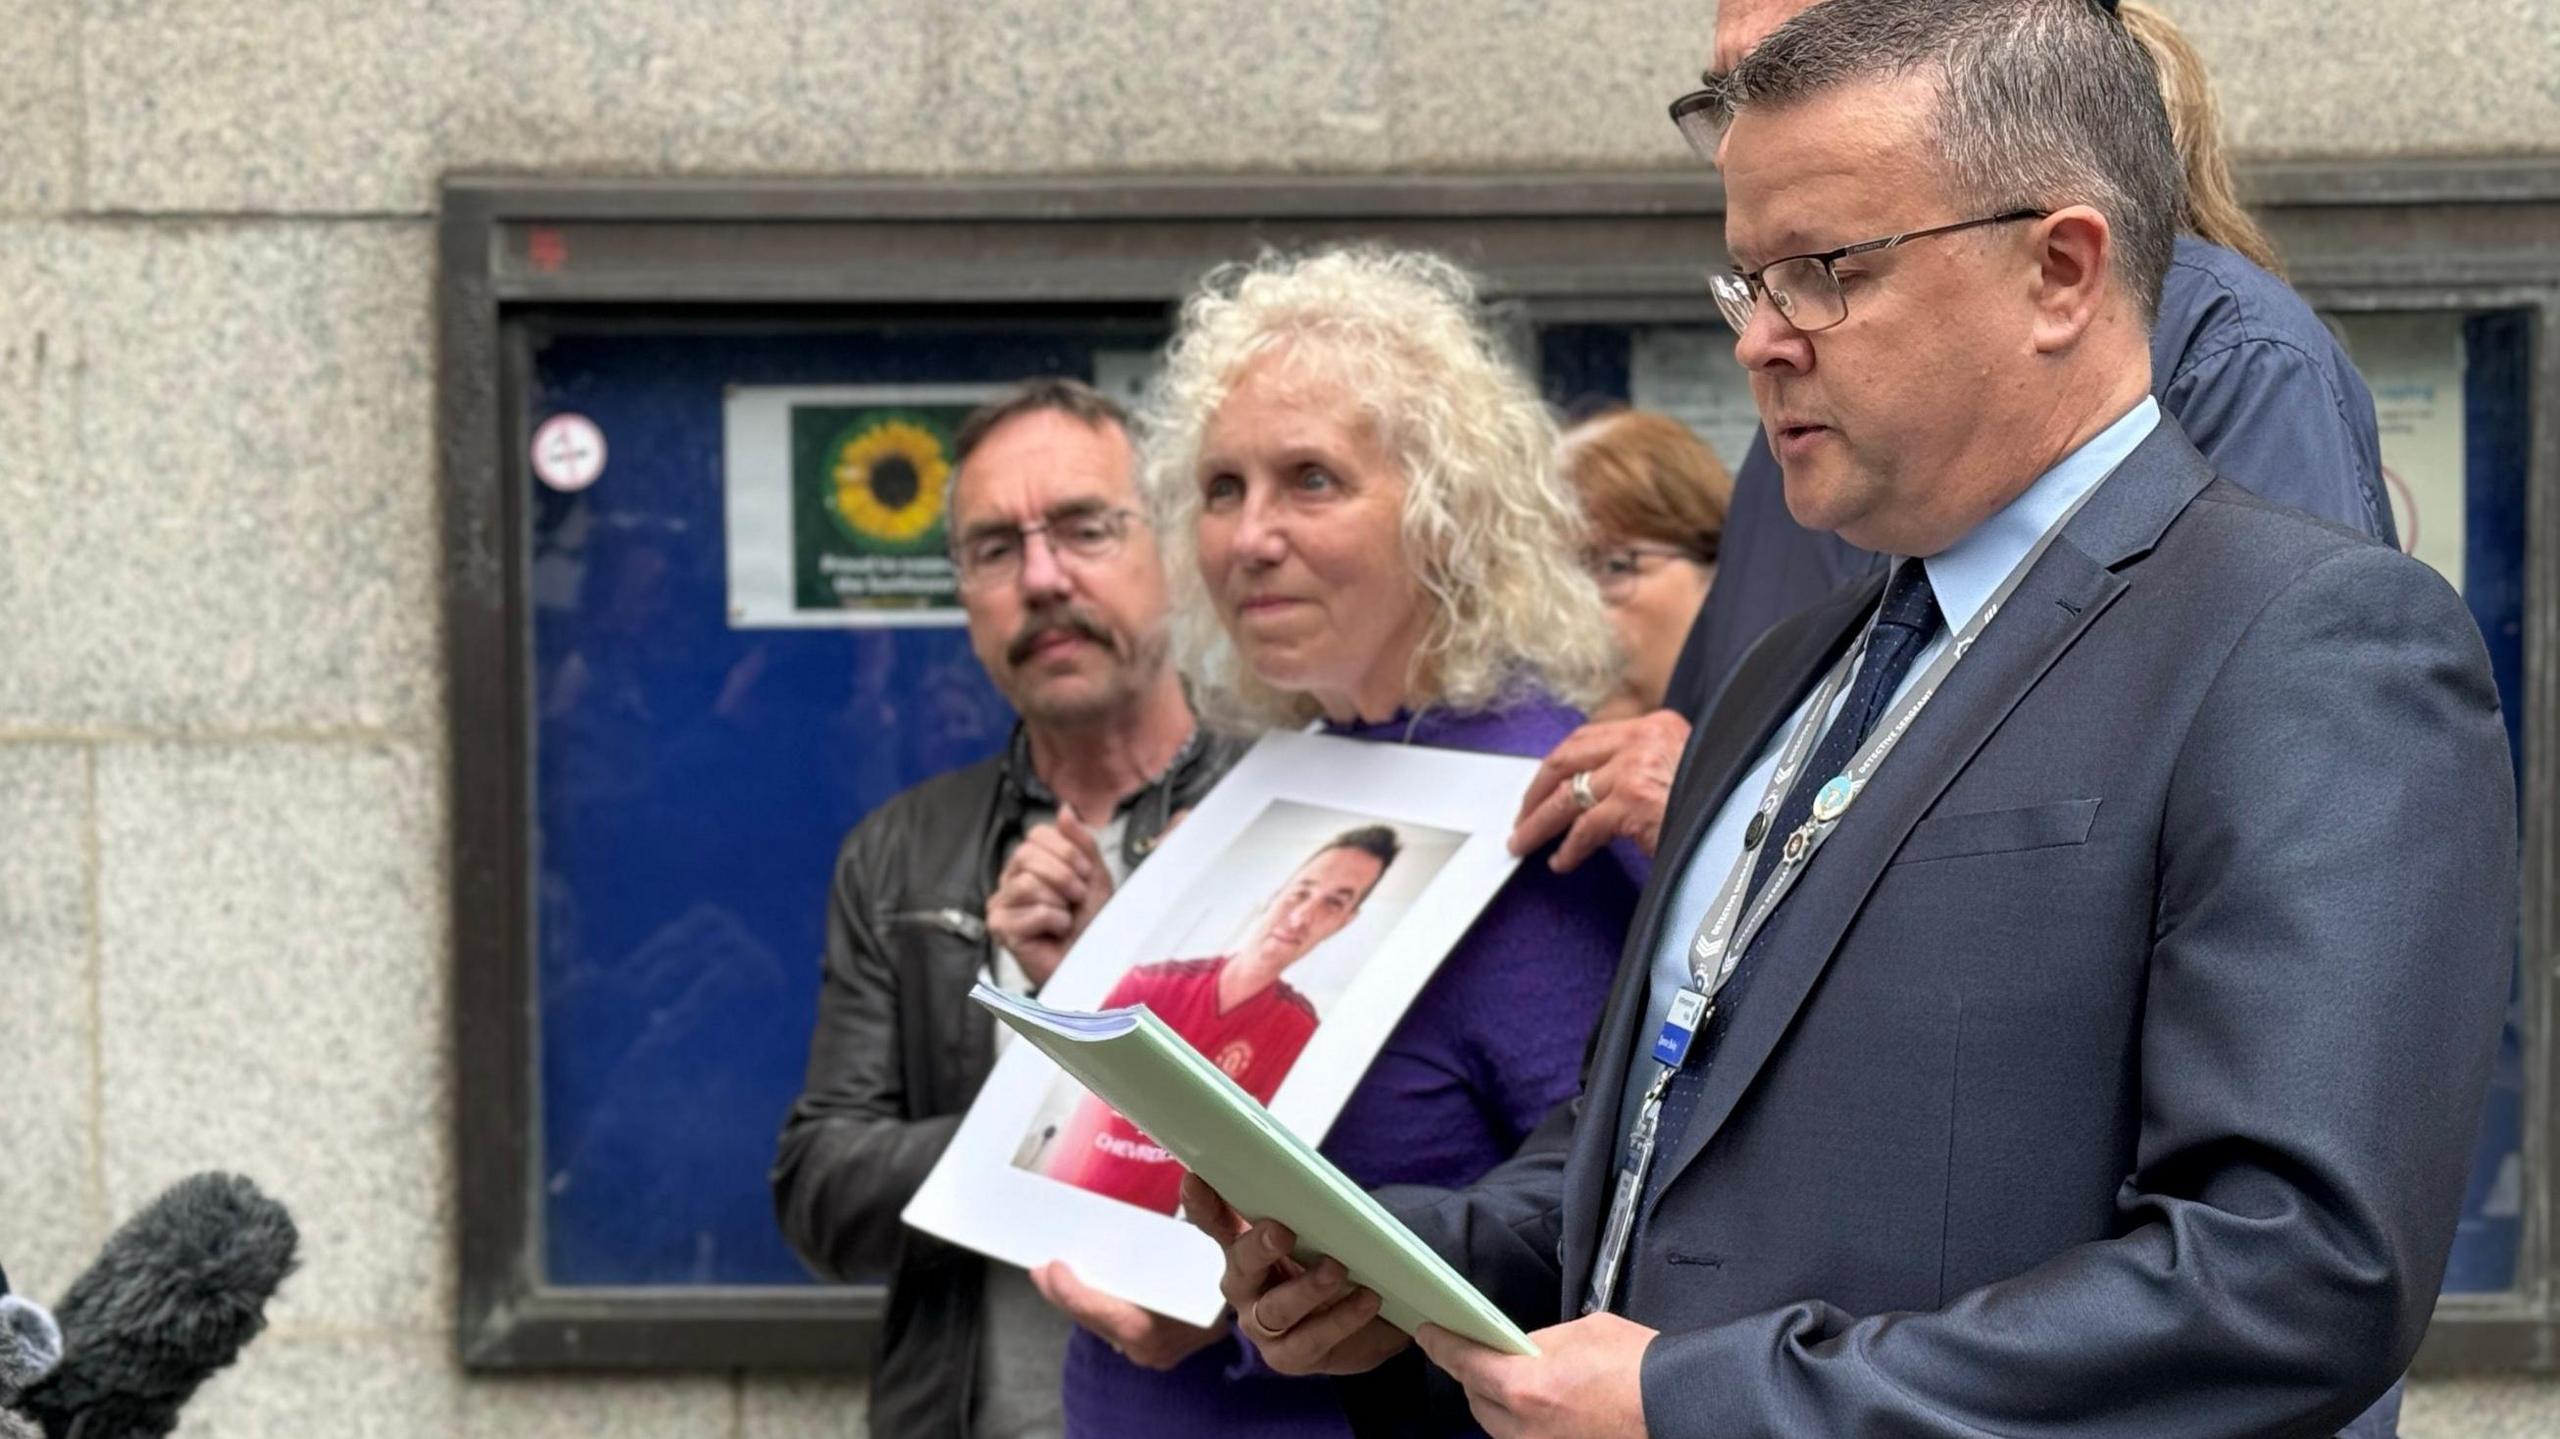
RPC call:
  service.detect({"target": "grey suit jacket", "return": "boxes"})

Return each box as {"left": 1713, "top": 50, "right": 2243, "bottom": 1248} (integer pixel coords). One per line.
{"left": 1376, "top": 419, "right": 2513, "bottom": 1438}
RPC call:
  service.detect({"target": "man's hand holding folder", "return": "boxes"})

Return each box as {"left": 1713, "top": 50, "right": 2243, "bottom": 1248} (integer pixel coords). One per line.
{"left": 1184, "top": 1172, "right": 1652, "bottom": 1438}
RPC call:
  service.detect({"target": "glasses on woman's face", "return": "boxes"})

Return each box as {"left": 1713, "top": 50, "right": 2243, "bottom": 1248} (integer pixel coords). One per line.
{"left": 950, "top": 504, "right": 1148, "bottom": 590}
{"left": 1708, "top": 209, "right": 2051, "bottom": 335}
{"left": 1583, "top": 543, "right": 1705, "bottom": 604}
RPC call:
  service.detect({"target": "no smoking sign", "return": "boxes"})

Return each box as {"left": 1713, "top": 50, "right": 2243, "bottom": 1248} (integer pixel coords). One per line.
{"left": 532, "top": 413, "right": 608, "bottom": 493}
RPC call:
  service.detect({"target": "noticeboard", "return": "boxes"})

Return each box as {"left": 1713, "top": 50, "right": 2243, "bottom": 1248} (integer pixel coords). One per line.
{"left": 441, "top": 166, "right": 2560, "bottom": 1371}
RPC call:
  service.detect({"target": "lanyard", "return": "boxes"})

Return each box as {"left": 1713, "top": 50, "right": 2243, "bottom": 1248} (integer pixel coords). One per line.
{"left": 1583, "top": 474, "right": 2110, "bottom": 1316}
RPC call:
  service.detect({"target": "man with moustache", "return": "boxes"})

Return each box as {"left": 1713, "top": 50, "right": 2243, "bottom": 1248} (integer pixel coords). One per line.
{"left": 1196, "top": 3, "right": 2513, "bottom": 1435}
{"left": 773, "top": 378, "right": 1241, "bottom": 1439}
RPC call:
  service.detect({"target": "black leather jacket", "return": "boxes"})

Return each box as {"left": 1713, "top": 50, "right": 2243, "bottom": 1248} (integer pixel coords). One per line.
{"left": 771, "top": 725, "right": 1242, "bottom": 1438}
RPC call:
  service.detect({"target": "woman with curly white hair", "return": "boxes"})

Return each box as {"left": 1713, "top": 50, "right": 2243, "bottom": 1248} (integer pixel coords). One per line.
{"left": 1025, "top": 245, "right": 1645, "bottom": 1437}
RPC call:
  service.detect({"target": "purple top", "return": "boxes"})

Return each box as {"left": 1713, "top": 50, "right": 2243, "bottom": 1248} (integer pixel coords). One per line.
{"left": 1059, "top": 696, "right": 1644, "bottom": 1438}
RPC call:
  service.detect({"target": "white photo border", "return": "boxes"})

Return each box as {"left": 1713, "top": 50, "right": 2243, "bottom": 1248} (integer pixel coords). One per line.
{"left": 904, "top": 730, "right": 1536, "bottom": 1323}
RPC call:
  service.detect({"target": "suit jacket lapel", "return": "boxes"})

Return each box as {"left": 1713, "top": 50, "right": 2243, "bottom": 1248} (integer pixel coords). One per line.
{"left": 1653, "top": 574, "right": 1886, "bottom": 939}
{"left": 1557, "top": 574, "right": 1881, "bottom": 1304}
{"left": 1637, "top": 421, "right": 2218, "bottom": 1214}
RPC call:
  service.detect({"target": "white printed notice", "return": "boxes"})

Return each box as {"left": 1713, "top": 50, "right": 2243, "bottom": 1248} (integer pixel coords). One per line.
{"left": 721, "top": 383, "right": 999, "bottom": 629}
{"left": 2332, "top": 311, "right": 2468, "bottom": 590}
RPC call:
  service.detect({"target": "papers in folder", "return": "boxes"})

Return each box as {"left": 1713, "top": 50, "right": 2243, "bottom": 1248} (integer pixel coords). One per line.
{"left": 973, "top": 982, "right": 1538, "bottom": 1357}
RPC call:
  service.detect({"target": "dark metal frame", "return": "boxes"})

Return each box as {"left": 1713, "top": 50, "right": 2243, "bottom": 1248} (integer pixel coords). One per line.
{"left": 440, "top": 162, "right": 2560, "bottom": 1371}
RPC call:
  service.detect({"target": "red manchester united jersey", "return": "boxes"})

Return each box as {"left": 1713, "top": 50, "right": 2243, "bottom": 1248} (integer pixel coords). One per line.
{"left": 1042, "top": 957, "right": 1321, "bottom": 1214}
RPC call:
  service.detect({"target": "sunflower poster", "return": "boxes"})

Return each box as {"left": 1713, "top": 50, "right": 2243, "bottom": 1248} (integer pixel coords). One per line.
{"left": 723, "top": 384, "right": 999, "bottom": 628}
{"left": 790, "top": 403, "right": 968, "bottom": 610}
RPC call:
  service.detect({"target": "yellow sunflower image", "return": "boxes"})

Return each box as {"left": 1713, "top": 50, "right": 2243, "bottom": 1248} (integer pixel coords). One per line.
{"left": 831, "top": 419, "right": 950, "bottom": 544}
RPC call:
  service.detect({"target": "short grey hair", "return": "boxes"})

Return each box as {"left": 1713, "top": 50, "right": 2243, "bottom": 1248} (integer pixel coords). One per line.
{"left": 952, "top": 377, "right": 1129, "bottom": 472}
{"left": 1726, "top": 0, "right": 2182, "bottom": 322}
{"left": 944, "top": 377, "right": 1132, "bottom": 524}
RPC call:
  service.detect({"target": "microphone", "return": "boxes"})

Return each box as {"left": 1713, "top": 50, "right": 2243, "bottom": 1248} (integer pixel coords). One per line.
{"left": 0, "top": 1269, "right": 64, "bottom": 1439}
{"left": 20, "top": 1173, "right": 298, "bottom": 1439}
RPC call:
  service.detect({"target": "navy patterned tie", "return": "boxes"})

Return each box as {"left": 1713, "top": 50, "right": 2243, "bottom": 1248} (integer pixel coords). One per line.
{"left": 1637, "top": 561, "right": 1943, "bottom": 1215}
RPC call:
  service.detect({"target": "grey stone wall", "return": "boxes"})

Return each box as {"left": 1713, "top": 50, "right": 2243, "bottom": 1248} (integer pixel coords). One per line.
{"left": 0, "top": 1, "right": 2552, "bottom": 1434}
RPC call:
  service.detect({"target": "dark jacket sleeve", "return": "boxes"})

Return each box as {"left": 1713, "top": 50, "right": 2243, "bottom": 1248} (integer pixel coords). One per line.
{"left": 769, "top": 843, "right": 961, "bottom": 1280}
{"left": 1375, "top": 1098, "right": 1578, "bottom": 1331}
{"left": 2161, "top": 332, "right": 2392, "bottom": 544}
{"left": 1640, "top": 545, "right": 2514, "bottom": 1438}
{"left": 1343, "top": 1101, "right": 1580, "bottom": 1438}
{"left": 1340, "top": 841, "right": 1641, "bottom": 1434}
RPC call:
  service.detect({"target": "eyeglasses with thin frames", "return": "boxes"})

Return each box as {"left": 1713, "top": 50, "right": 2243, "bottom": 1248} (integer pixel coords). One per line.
{"left": 1708, "top": 210, "right": 2051, "bottom": 336}
{"left": 1584, "top": 542, "right": 1713, "bottom": 603}
{"left": 950, "top": 505, "right": 1149, "bottom": 590}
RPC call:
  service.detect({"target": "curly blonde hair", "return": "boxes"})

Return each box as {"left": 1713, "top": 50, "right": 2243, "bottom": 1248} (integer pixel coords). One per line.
{"left": 1138, "top": 246, "right": 1616, "bottom": 732}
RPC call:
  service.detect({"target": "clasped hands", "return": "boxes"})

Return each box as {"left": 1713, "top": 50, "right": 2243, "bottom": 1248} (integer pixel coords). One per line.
{"left": 986, "top": 806, "right": 1117, "bottom": 987}
{"left": 1179, "top": 1174, "right": 1653, "bottom": 1439}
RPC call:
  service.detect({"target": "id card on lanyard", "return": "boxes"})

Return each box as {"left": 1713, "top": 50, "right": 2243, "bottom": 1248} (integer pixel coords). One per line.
{"left": 1581, "top": 472, "right": 2112, "bottom": 1318}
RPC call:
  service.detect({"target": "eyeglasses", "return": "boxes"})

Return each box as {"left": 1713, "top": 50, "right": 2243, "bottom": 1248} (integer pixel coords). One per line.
{"left": 1667, "top": 75, "right": 1728, "bottom": 164}
{"left": 951, "top": 506, "right": 1148, "bottom": 589}
{"left": 1707, "top": 210, "right": 2051, "bottom": 336}
{"left": 1584, "top": 542, "right": 1711, "bottom": 602}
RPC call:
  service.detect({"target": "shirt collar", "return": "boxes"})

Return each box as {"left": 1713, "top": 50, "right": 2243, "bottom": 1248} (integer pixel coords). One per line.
{"left": 1917, "top": 396, "right": 2160, "bottom": 633}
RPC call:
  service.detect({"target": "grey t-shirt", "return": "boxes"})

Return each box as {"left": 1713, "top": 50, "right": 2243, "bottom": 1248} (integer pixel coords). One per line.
{"left": 974, "top": 1264, "right": 1071, "bottom": 1439}
{"left": 972, "top": 806, "right": 1133, "bottom": 1439}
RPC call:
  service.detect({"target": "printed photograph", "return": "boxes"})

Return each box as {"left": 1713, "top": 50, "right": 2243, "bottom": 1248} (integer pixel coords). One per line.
{"left": 1010, "top": 799, "right": 1465, "bottom": 1214}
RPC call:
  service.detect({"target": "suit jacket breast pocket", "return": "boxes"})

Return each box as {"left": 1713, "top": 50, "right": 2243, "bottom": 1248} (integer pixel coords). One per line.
{"left": 1893, "top": 798, "right": 2101, "bottom": 866}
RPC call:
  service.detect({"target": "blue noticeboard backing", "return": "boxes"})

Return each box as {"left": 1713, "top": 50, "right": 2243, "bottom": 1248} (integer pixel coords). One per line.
{"left": 529, "top": 320, "right": 1160, "bottom": 1286}
{"left": 2441, "top": 309, "right": 2533, "bottom": 1293}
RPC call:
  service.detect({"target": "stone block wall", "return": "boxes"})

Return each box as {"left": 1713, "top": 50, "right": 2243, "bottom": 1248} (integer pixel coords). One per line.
{"left": 0, "top": 2, "right": 2552, "bottom": 1433}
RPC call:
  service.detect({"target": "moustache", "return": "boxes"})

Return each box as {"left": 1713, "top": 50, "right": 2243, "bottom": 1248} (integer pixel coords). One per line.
{"left": 1007, "top": 610, "right": 1115, "bottom": 666}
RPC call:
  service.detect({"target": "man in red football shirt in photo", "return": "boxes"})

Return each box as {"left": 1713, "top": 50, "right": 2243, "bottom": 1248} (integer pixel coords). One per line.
{"left": 1044, "top": 825, "right": 1402, "bottom": 1214}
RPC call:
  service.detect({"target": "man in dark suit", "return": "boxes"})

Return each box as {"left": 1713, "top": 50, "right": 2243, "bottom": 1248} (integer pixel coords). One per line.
{"left": 1509, "top": 0, "right": 2393, "bottom": 881}
{"left": 1183, "top": 2, "right": 2515, "bottom": 1434}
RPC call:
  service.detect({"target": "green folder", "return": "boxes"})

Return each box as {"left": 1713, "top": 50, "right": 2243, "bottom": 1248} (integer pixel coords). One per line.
{"left": 975, "top": 982, "right": 1540, "bottom": 1356}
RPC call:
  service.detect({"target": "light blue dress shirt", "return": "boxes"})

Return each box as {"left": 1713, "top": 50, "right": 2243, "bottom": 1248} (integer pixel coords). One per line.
{"left": 1613, "top": 397, "right": 2164, "bottom": 1167}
